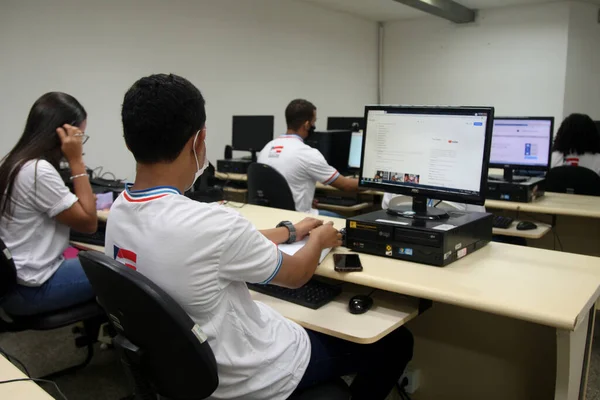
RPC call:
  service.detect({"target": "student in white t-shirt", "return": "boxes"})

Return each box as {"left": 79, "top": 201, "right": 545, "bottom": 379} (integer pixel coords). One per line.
{"left": 258, "top": 99, "right": 359, "bottom": 217}
{"left": 551, "top": 113, "right": 600, "bottom": 176}
{"left": 108, "top": 74, "right": 413, "bottom": 400}
{"left": 0, "top": 93, "right": 98, "bottom": 316}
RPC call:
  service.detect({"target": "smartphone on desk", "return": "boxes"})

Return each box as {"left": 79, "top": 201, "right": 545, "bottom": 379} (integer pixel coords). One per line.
{"left": 333, "top": 254, "right": 363, "bottom": 272}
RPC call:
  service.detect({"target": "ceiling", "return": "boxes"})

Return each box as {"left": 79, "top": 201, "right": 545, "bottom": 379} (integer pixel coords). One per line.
{"left": 296, "top": 0, "right": 600, "bottom": 22}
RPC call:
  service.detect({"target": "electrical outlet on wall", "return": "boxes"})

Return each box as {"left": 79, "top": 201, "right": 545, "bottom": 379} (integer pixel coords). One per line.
{"left": 399, "top": 367, "right": 421, "bottom": 394}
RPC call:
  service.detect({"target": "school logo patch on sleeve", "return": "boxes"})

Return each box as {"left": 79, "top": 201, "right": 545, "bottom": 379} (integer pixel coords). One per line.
{"left": 114, "top": 245, "right": 138, "bottom": 270}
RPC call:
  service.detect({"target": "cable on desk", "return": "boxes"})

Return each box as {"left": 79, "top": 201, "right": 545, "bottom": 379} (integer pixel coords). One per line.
{"left": 0, "top": 347, "right": 29, "bottom": 376}
{"left": 433, "top": 200, "right": 442, "bottom": 208}
{"left": 0, "top": 378, "right": 68, "bottom": 400}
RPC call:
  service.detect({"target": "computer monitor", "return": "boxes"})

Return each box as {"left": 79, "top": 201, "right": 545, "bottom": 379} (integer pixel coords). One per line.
{"left": 348, "top": 131, "right": 363, "bottom": 170}
{"left": 489, "top": 117, "right": 554, "bottom": 182}
{"left": 359, "top": 105, "right": 494, "bottom": 220}
{"left": 327, "top": 117, "right": 365, "bottom": 132}
{"left": 595, "top": 121, "right": 600, "bottom": 135}
{"left": 232, "top": 115, "right": 274, "bottom": 160}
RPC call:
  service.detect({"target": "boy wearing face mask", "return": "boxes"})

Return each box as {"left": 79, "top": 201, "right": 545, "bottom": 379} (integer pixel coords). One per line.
{"left": 257, "top": 99, "right": 359, "bottom": 217}
{"left": 105, "top": 75, "right": 413, "bottom": 400}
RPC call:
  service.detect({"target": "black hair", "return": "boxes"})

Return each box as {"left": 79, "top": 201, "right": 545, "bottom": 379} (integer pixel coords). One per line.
{"left": 285, "top": 99, "right": 316, "bottom": 131}
{"left": 552, "top": 113, "right": 600, "bottom": 156}
{"left": 0, "top": 92, "right": 87, "bottom": 219}
{"left": 122, "top": 74, "right": 206, "bottom": 164}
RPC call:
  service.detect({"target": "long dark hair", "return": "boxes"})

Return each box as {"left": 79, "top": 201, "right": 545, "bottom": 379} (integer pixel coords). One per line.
{"left": 0, "top": 92, "right": 87, "bottom": 219}
{"left": 552, "top": 113, "right": 600, "bottom": 156}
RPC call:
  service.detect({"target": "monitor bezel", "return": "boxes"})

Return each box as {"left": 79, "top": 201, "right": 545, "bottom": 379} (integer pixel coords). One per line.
{"left": 488, "top": 116, "right": 555, "bottom": 172}
{"left": 358, "top": 105, "right": 495, "bottom": 206}
{"left": 231, "top": 115, "right": 275, "bottom": 152}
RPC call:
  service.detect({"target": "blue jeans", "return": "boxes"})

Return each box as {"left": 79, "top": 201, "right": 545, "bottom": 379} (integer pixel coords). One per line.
{"left": 318, "top": 209, "right": 344, "bottom": 219}
{"left": 295, "top": 327, "right": 413, "bottom": 400}
{"left": 1, "top": 257, "right": 95, "bottom": 316}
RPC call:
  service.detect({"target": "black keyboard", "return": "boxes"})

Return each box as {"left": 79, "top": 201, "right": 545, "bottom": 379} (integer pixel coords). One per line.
{"left": 492, "top": 215, "right": 514, "bottom": 229}
{"left": 315, "top": 196, "right": 359, "bottom": 207}
{"left": 70, "top": 230, "right": 106, "bottom": 246}
{"left": 247, "top": 279, "right": 342, "bottom": 309}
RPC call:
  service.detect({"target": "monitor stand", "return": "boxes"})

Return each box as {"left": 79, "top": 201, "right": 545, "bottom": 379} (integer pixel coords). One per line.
{"left": 488, "top": 168, "right": 529, "bottom": 183}
{"left": 386, "top": 195, "right": 449, "bottom": 221}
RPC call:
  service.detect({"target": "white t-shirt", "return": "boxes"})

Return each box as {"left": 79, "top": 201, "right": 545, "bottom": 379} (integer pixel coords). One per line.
{"left": 381, "top": 193, "right": 486, "bottom": 213}
{"left": 0, "top": 160, "right": 77, "bottom": 286}
{"left": 551, "top": 151, "right": 600, "bottom": 176}
{"left": 105, "top": 185, "right": 310, "bottom": 400}
{"left": 257, "top": 134, "right": 339, "bottom": 214}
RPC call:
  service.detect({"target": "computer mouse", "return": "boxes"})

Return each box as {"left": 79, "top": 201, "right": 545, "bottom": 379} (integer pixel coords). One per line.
{"left": 348, "top": 295, "right": 373, "bottom": 315}
{"left": 516, "top": 221, "right": 537, "bottom": 231}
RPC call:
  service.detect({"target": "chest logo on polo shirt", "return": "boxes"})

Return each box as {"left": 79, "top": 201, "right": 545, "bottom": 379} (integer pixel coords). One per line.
{"left": 268, "top": 145, "right": 284, "bottom": 158}
{"left": 114, "top": 245, "right": 138, "bottom": 271}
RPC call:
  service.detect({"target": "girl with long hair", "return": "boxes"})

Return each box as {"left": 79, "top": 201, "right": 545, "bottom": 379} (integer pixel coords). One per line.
{"left": 0, "top": 92, "right": 97, "bottom": 315}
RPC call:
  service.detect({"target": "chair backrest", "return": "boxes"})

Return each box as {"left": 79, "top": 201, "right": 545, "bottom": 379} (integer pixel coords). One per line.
{"left": 0, "top": 238, "right": 17, "bottom": 301}
{"left": 247, "top": 163, "right": 296, "bottom": 210}
{"left": 78, "top": 251, "right": 218, "bottom": 399}
{"left": 546, "top": 166, "right": 600, "bottom": 196}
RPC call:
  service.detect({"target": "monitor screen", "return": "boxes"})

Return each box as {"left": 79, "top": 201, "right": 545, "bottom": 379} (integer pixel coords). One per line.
{"left": 489, "top": 117, "right": 554, "bottom": 170}
{"left": 232, "top": 115, "right": 274, "bottom": 152}
{"left": 327, "top": 117, "right": 364, "bottom": 132}
{"left": 359, "top": 106, "right": 494, "bottom": 205}
{"left": 348, "top": 132, "right": 363, "bottom": 169}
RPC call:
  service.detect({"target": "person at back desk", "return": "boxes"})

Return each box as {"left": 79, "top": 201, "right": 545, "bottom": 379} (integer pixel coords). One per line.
{"left": 0, "top": 93, "right": 97, "bottom": 315}
{"left": 551, "top": 113, "right": 600, "bottom": 176}
{"left": 106, "top": 74, "right": 413, "bottom": 400}
{"left": 258, "top": 99, "right": 358, "bottom": 217}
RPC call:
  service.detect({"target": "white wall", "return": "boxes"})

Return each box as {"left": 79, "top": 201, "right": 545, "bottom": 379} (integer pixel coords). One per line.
{"left": 563, "top": 1, "right": 600, "bottom": 120}
{"left": 382, "top": 2, "right": 571, "bottom": 123}
{"left": 0, "top": 0, "right": 377, "bottom": 180}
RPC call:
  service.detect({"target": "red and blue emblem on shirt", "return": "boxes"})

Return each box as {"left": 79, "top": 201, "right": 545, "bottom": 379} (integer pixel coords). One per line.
{"left": 114, "top": 245, "right": 137, "bottom": 270}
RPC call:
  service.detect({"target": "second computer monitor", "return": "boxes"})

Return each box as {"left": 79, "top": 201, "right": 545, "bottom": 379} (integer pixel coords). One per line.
{"left": 489, "top": 117, "right": 554, "bottom": 181}
{"left": 232, "top": 115, "right": 275, "bottom": 153}
{"left": 348, "top": 131, "right": 363, "bottom": 170}
{"left": 359, "top": 105, "right": 494, "bottom": 219}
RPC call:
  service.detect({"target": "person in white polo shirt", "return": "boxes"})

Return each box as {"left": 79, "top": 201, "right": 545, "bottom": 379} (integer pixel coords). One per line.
{"left": 258, "top": 99, "right": 359, "bottom": 217}
{"left": 551, "top": 113, "right": 600, "bottom": 176}
{"left": 106, "top": 74, "right": 413, "bottom": 400}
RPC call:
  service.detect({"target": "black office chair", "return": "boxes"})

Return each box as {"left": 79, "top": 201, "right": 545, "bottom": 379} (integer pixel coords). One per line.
{"left": 79, "top": 251, "right": 350, "bottom": 400}
{"left": 248, "top": 163, "right": 296, "bottom": 210}
{"left": 545, "top": 166, "right": 600, "bottom": 196}
{"left": 0, "top": 238, "right": 105, "bottom": 379}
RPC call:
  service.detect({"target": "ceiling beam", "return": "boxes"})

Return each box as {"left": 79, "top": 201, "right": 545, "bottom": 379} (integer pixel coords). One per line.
{"left": 392, "top": 0, "right": 476, "bottom": 23}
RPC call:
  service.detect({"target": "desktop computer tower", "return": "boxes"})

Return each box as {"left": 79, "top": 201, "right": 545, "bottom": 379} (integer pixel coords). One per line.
{"left": 346, "top": 210, "right": 493, "bottom": 267}
{"left": 486, "top": 177, "right": 545, "bottom": 202}
{"left": 306, "top": 130, "right": 352, "bottom": 173}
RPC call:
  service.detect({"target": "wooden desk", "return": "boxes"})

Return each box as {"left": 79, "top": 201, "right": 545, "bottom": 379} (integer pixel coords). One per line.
{"left": 0, "top": 355, "right": 53, "bottom": 399}
{"left": 492, "top": 220, "right": 552, "bottom": 239}
{"left": 485, "top": 192, "right": 600, "bottom": 218}
{"left": 214, "top": 171, "right": 247, "bottom": 182}
{"left": 252, "top": 285, "right": 420, "bottom": 344}
{"left": 316, "top": 202, "right": 371, "bottom": 213}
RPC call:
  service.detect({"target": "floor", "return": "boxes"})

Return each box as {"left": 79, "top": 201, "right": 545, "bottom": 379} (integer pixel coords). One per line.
{"left": 2, "top": 318, "right": 600, "bottom": 400}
